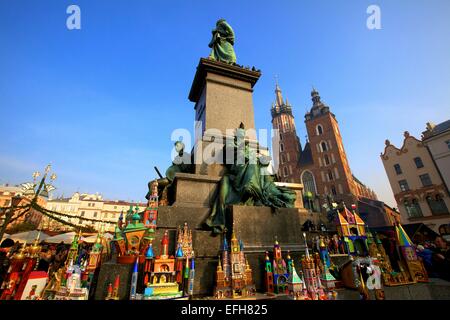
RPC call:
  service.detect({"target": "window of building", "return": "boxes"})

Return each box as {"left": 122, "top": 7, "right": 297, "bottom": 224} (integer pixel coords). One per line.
{"left": 394, "top": 164, "right": 402, "bottom": 175}
{"left": 321, "top": 141, "right": 328, "bottom": 152}
{"left": 426, "top": 194, "right": 449, "bottom": 216}
{"left": 301, "top": 171, "right": 316, "bottom": 195}
{"left": 80, "top": 211, "right": 85, "bottom": 217}
{"left": 93, "top": 212, "right": 98, "bottom": 218}
{"left": 284, "top": 120, "right": 290, "bottom": 130}
{"left": 324, "top": 155, "right": 330, "bottom": 166}
{"left": 446, "top": 140, "right": 450, "bottom": 149}
{"left": 399, "top": 180, "right": 409, "bottom": 192}
{"left": 327, "top": 170, "right": 333, "bottom": 181}
{"left": 316, "top": 124, "right": 323, "bottom": 135}
{"left": 404, "top": 199, "right": 423, "bottom": 218}
{"left": 279, "top": 134, "right": 283, "bottom": 141}
{"left": 331, "top": 186, "right": 337, "bottom": 196}
{"left": 280, "top": 143, "right": 284, "bottom": 152}
{"left": 283, "top": 166, "right": 288, "bottom": 177}
{"left": 420, "top": 174, "right": 432, "bottom": 187}
{"left": 414, "top": 157, "right": 424, "bottom": 168}
{"left": 281, "top": 154, "right": 286, "bottom": 164}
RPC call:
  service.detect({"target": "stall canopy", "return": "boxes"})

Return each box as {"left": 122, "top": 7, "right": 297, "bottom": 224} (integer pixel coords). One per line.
{"left": 44, "top": 232, "right": 85, "bottom": 244}
{"left": 82, "top": 233, "right": 113, "bottom": 243}
{"left": 9, "top": 230, "right": 50, "bottom": 243}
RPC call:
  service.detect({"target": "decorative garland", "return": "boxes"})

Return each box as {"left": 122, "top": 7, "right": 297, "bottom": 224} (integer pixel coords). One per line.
{"left": 4, "top": 197, "right": 137, "bottom": 231}
{"left": 30, "top": 202, "right": 117, "bottom": 225}
{"left": 38, "top": 208, "right": 86, "bottom": 230}
{"left": 0, "top": 204, "right": 32, "bottom": 211}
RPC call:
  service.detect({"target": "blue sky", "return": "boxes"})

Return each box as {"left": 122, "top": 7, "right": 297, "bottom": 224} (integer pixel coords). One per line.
{"left": 0, "top": 0, "right": 449, "bottom": 206}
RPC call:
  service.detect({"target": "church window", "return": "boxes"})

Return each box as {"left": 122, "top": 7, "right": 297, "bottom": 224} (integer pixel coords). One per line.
{"left": 280, "top": 143, "right": 284, "bottom": 152}
{"left": 324, "top": 155, "right": 330, "bottom": 165}
{"left": 301, "top": 171, "right": 316, "bottom": 195}
{"left": 414, "top": 157, "right": 424, "bottom": 168}
{"left": 334, "top": 167, "right": 340, "bottom": 179}
{"left": 284, "top": 120, "right": 290, "bottom": 130}
{"left": 327, "top": 170, "right": 333, "bottom": 181}
{"left": 283, "top": 166, "right": 288, "bottom": 177}
{"left": 404, "top": 199, "right": 423, "bottom": 218}
{"left": 281, "top": 154, "right": 286, "bottom": 164}
{"left": 427, "top": 194, "right": 449, "bottom": 216}
{"left": 331, "top": 186, "right": 337, "bottom": 196}
{"left": 316, "top": 125, "right": 323, "bottom": 135}
{"left": 321, "top": 141, "right": 328, "bottom": 152}
{"left": 394, "top": 164, "right": 402, "bottom": 175}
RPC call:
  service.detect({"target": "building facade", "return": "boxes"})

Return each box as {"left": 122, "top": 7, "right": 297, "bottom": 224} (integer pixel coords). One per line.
{"left": 381, "top": 130, "right": 450, "bottom": 233}
{"left": 43, "top": 192, "right": 146, "bottom": 232}
{"left": 270, "top": 85, "right": 377, "bottom": 213}
{"left": 422, "top": 120, "right": 450, "bottom": 193}
{"left": 0, "top": 184, "right": 46, "bottom": 230}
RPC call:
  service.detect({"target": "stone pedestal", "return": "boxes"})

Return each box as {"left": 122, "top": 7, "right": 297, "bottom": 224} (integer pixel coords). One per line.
{"left": 230, "top": 205, "right": 307, "bottom": 249}
{"left": 94, "top": 261, "right": 133, "bottom": 300}
{"left": 189, "top": 58, "right": 261, "bottom": 136}
{"left": 188, "top": 58, "right": 263, "bottom": 176}
{"left": 172, "top": 173, "right": 221, "bottom": 208}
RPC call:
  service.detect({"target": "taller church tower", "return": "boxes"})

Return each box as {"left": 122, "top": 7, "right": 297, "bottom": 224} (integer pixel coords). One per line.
{"left": 270, "top": 83, "right": 302, "bottom": 183}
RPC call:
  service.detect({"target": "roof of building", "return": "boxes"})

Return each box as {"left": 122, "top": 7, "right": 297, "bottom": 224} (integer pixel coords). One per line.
{"left": 104, "top": 200, "right": 146, "bottom": 206}
{"left": 380, "top": 131, "right": 423, "bottom": 158}
{"left": 299, "top": 142, "right": 314, "bottom": 166}
{"left": 352, "top": 175, "right": 372, "bottom": 190}
{"left": 423, "top": 119, "right": 450, "bottom": 139}
{"left": 0, "top": 185, "right": 23, "bottom": 194}
{"left": 48, "top": 198, "right": 71, "bottom": 203}
{"left": 304, "top": 89, "right": 335, "bottom": 121}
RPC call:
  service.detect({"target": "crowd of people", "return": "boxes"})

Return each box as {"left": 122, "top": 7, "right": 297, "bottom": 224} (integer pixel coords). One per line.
{"left": 0, "top": 239, "right": 75, "bottom": 291}
{"left": 416, "top": 236, "right": 450, "bottom": 281}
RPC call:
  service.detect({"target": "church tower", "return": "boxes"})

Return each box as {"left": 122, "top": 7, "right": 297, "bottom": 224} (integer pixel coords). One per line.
{"left": 303, "top": 88, "right": 359, "bottom": 206}
{"left": 270, "top": 83, "right": 302, "bottom": 182}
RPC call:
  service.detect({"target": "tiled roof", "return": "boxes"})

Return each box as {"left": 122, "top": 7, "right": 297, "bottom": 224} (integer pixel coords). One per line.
{"left": 427, "top": 119, "right": 450, "bottom": 137}
{"left": 299, "top": 142, "right": 314, "bottom": 166}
